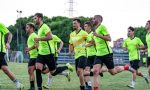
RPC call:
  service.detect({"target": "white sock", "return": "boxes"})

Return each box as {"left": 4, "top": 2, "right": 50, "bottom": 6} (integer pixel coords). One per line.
{"left": 47, "top": 76, "right": 52, "bottom": 86}
{"left": 59, "top": 71, "right": 68, "bottom": 76}
{"left": 131, "top": 80, "right": 135, "bottom": 85}
{"left": 87, "top": 81, "right": 92, "bottom": 86}
{"left": 13, "top": 80, "right": 21, "bottom": 88}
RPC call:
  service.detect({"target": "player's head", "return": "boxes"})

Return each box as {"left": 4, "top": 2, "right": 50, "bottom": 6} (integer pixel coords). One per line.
{"left": 73, "top": 18, "right": 81, "bottom": 30}
{"left": 84, "top": 21, "right": 92, "bottom": 32}
{"left": 128, "top": 26, "right": 134, "bottom": 37}
{"left": 33, "top": 13, "right": 43, "bottom": 25}
{"left": 145, "top": 20, "right": 150, "bottom": 30}
{"left": 26, "top": 22, "right": 35, "bottom": 34}
{"left": 92, "top": 15, "right": 103, "bottom": 26}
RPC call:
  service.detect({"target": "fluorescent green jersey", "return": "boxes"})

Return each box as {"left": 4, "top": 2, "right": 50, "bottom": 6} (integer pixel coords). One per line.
{"left": 86, "top": 31, "right": 96, "bottom": 56}
{"left": 93, "top": 25, "right": 112, "bottom": 56}
{"left": 146, "top": 33, "right": 150, "bottom": 57}
{"left": 123, "top": 37, "right": 144, "bottom": 61}
{"left": 49, "top": 35, "right": 61, "bottom": 57}
{"left": 38, "top": 23, "right": 52, "bottom": 55}
{"left": 27, "top": 32, "right": 38, "bottom": 58}
{"left": 69, "top": 30, "right": 88, "bottom": 59}
{"left": 0, "top": 23, "right": 9, "bottom": 53}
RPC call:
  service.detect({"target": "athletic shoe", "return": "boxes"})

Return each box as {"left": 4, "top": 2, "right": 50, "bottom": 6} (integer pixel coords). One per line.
{"left": 66, "top": 71, "right": 71, "bottom": 82}
{"left": 86, "top": 86, "right": 92, "bottom": 90}
{"left": 127, "top": 82, "right": 135, "bottom": 89}
{"left": 18, "top": 84, "right": 24, "bottom": 90}
{"left": 66, "top": 63, "right": 73, "bottom": 72}
{"left": 28, "top": 87, "right": 35, "bottom": 90}
{"left": 43, "top": 85, "right": 49, "bottom": 89}
{"left": 143, "top": 74, "right": 149, "bottom": 84}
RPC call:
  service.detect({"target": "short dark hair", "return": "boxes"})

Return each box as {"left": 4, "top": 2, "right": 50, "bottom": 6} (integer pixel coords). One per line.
{"left": 84, "top": 21, "right": 92, "bottom": 27}
{"left": 73, "top": 18, "right": 81, "bottom": 24}
{"left": 26, "top": 22, "right": 35, "bottom": 29}
{"left": 34, "top": 13, "right": 43, "bottom": 19}
{"left": 128, "top": 26, "right": 134, "bottom": 32}
{"left": 95, "top": 15, "right": 103, "bottom": 22}
{"left": 147, "top": 20, "right": 150, "bottom": 24}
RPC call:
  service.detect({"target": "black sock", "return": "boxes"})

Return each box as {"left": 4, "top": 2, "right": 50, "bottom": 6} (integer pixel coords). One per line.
{"left": 99, "top": 73, "right": 103, "bottom": 77}
{"left": 90, "top": 71, "right": 93, "bottom": 76}
{"left": 80, "top": 85, "right": 85, "bottom": 90}
{"left": 85, "top": 82, "right": 88, "bottom": 87}
{"left": 30, "top": 81, "right": 34, "bottom": 88}
{"left": 52, "top": 66, "right": 68, "bottom": 76}
{"left": 36, "top": 69, "right": 42, "bottom": 89}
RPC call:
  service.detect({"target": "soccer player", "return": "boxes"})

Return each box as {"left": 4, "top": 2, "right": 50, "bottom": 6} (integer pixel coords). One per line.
{"left": 92, "top": 15, "right": 134, "bottom": 90}
{"left": 43, "top": 34, "right": 71, "bottom": 89}
{"left": 69, "top": 18, "right": 88, "bottom": 90}
{"left": 0, "top": 22, "right": 24, "bottom": 89}
{"left": 83, "top": 21, "right": 96, "bottom": 90}
{"left": 145, "top": 20, "right": 150, "bottom": 77}
{"left": 33, "top": 13, "right": 73, "bottom": 90}
{"left": 123, "top": 26, "right": 149, "bottom": 88}
{"left": 25, "top": 23, "right": 38, "bottom": 90}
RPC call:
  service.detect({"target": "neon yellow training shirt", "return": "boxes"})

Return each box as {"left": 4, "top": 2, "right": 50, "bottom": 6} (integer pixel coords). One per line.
{"left": 49, "top": 35, "right": 61, "bottom": 57}
{"left": 0, "top": 23, "right": 9, "bottom": 53}
{"left": 123, "top": 37, "right": 144, "bottom": 61}
{"left": 38, "top": 23, "right": 52, "bottom": 55}
{"left": 146, "top": 33, "right": 150, "bottom": 57}
{"left": 27, "top": 32, "right": 38, "bottom": 58}
{"left": 93, "top": 25, "right": 112, "bottom": 56}
{"left": 86, "top": 31, "right": 96, "bottom": 56}
{"left": 69, "top": 29, "right": 88, "bottom": 59}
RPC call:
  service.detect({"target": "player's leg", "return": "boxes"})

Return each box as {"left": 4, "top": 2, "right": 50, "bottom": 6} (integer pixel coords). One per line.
{"left": 93, "top": 56, "right": 102, "bottom": 90}
{"left": 147, "top": 57, "right": 150, "bottom": 77}
{"left": 84, "top": 56, "right": 95, "bottom": 90}
{"left": 35, "top": 55, "right": 44, "bottom": 90}
{"left": 46, "top": 54, "right": 72, "bottom": 78}
{"left": 28, "top": 59, "right": 36, "bottom": 90}
{"left": 0, "top": 52, "right": 24, "bottom": 90}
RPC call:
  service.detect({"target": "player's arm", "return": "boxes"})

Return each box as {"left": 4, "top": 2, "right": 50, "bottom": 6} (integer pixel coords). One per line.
{"left": 6, "top": 32, "right": 13, "bottom": 49}
{"left": 34, "top": 31, "right": 52, "bottom": 41}
{"left": 93, "top": 32, "right": 111, "bottom": 41}
{"left": 57, "top": 40, "right": 64, "bottom": 53}
{"left": 84, "top": 39, "right": 95, "bottom": 47}
{"left": 122, "top": 41, "right": 128, "bottom": 51}
{"left": 69, "top": 44, "right": 74, "bottom": 54}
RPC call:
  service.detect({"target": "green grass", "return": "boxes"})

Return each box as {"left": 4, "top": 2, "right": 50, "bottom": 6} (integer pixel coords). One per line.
{"left": 0, "top": 62, "right": 150, "bottom": 90}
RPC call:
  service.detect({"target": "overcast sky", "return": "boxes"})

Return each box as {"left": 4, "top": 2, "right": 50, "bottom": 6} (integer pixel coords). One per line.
{"left": 0, "top": 0, "right": 150, "bottom": 41}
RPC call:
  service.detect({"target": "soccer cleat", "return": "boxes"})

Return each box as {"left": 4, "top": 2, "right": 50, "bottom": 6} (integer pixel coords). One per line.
{"left": 43, "top": 85, "right": 50, "bottom": 89}
{"left": 143, "top": 74, "right": 149, "bottom": 84}
{"left": 127, "top": 82, "right": 135, "bottom": 89}
{"left": 66, "top": 63, "right": 73, "bottom": 72}
{"left": 18, "top": 84, "right": 24, "bottom": 90}
{"left": 28, "top": 87, "right": 35, "bottom": 90}
{"left": 66, "top": 71, "right": 71, "bottom": 82}
{"left": 86, "top": 86, "right": 92, "bottom": 90}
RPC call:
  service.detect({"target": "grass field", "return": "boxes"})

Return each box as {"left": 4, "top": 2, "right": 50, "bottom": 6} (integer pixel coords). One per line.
{"left": 0, "top": 62, "right": 150, "bottom": 90}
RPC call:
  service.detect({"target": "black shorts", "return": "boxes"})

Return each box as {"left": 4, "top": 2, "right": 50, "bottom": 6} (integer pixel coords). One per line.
{"left": 147, "top": 57, "right": 150, "bottom": 67}
{"left": 28, "top": 58, "right": 36, "bottom": 67}
{"left": 75, "top": 56, "right": 87, "bottom": 71}
{"left": 55, "top": 57, "right": 58, "bottom": 65}
{"left": 36, "top": 54, "right": 56, "bottom": 71}
{"left": 94, "top": 53, "right": 114, "bottom": 69}
{"left": 86, "top": 55, "right": 95, "bottom": 68}
{"left": 130, "top": 60, "right": 140, "bottom": 70}
{"left": 0, "top": 52, "right": 8, "bottom": 69}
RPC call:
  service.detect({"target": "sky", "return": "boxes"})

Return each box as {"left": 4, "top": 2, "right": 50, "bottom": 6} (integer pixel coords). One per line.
{"left": 0, "top": 0, "right": 150, "bottom": 42}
